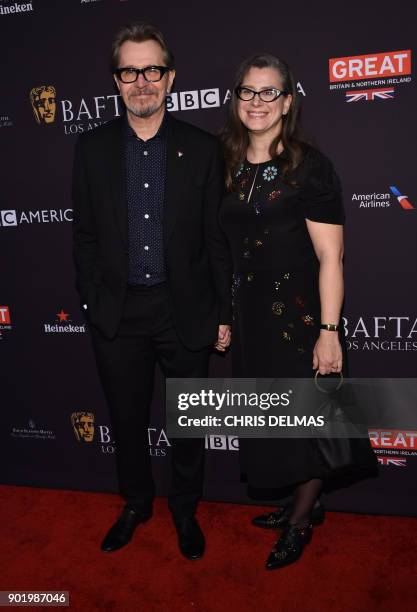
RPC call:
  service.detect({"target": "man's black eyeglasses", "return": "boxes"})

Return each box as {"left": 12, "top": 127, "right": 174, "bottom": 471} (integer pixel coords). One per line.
{"left": 115, "top": 66, "right": 171, "bottom": 83}
{"left": 235, "top": 87, "right": 288, "bottom": 102}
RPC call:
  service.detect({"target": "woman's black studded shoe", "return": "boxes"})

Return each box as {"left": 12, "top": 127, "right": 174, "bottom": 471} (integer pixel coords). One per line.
{"left": 265, "top": 523, "right": 313, "bottom": 570}
{"left": 252, "top": 506, "right": 290, "bottom": 529}
{"left": 252, "top": 504, "right": 324, "bottom": 530}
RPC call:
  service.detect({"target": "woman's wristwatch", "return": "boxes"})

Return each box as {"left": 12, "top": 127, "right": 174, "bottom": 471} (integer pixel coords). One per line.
{"left": 320, "top": 323, "right": 339, "bottom": 332}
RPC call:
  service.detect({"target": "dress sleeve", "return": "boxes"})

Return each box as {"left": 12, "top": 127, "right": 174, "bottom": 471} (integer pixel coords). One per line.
{"left": 298, "top": 148, "right": 345, "bottom": 225}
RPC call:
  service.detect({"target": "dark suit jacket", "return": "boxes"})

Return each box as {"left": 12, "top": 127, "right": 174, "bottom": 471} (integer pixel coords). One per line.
{"left": 72, "top": 113, "right": 232, "bottom": 351}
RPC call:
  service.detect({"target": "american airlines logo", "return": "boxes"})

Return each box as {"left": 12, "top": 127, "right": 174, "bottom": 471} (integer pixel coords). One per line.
{"left": 389, "top": 186, "right": 414, "bottom": 210}
{"left": 351, "top": 186, "right": 414, "bottom": 211}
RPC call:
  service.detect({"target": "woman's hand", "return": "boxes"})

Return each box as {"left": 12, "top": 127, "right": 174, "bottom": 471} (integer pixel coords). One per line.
{"left": 313, "top": 331, "right": 343, "bottom": 375}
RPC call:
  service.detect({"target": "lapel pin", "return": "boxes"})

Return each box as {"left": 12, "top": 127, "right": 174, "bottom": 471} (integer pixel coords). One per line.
{"left": 177, "top": 150, "right": 184, "bottom": 157}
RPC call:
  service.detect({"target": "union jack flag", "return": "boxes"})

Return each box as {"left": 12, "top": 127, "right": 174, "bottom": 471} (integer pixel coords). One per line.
{"left": 345, "top": 88, "right": 395, "bottom": 102}
{"left": 378, "top": 456, "right": 407, "bottom": 467}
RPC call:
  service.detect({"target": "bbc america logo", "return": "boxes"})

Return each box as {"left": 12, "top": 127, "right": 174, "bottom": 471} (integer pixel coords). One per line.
{"left": 167, "top": 88, "right": 222, "bottom": 111}
{"left": 205, "top": 435, "right": 239, "bottom": 451}
{"left": 0, "top": 209, "right": 73, "bottom": 227}
{"left": 0, "top": 210, "right": 18, "bottom": 226}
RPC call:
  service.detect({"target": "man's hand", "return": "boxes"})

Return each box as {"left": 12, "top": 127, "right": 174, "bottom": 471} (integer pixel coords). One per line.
{"left": 214, "top": 324, "right": 231, "bottom": 352}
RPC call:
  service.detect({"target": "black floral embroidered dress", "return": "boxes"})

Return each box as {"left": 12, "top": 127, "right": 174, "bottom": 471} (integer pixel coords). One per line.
{"left": 220, "top": 147, "right": 345, "bottom": 489}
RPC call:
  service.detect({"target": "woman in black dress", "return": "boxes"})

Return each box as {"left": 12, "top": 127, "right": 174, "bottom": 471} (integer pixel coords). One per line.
{"left": 220, "top": 54, "right": 345, "bottom": 569}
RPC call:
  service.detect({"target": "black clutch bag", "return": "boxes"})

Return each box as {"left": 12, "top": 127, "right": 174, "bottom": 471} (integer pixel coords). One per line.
{"left": 312, "top": 372, "right": 378, "bottom": 474}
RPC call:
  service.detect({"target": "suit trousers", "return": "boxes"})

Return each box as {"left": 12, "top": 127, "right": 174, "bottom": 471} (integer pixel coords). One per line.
{"left": 90, "top": 282, "right": 210, "bottom": 518}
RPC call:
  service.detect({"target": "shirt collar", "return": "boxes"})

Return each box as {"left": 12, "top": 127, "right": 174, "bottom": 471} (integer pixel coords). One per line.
{"left": 125, "top": 110, "right": 168, "bottom": 143}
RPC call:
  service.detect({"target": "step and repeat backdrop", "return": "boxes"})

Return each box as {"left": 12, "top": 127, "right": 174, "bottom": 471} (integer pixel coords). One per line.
{"left": 1, "top": 0, "right": 416, "bottom": 515}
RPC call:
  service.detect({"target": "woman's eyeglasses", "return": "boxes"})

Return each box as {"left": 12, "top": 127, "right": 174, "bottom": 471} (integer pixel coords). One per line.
{"left": 235, "top": 87, "right": 288, "bottom": 102}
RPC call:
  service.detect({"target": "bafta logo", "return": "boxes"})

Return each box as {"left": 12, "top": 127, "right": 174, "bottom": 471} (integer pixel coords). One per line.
{"left": 30, "top": 85, "right": 56, "bottom": 125}
{"left": 71, "top": 411, "right": 95, "bottom": 443}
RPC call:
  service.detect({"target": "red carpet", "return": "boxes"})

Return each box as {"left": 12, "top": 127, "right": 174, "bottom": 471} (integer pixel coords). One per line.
{"left": 0, "top": 485, "right": 416, "bottom": 612}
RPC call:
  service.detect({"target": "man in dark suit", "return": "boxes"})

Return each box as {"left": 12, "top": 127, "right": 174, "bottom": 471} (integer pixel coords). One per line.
{"left": 72, "top": 22, "right": 232, "bottom": 559}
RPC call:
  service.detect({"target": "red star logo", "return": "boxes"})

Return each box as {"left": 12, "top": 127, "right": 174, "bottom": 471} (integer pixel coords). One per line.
{"left": 56, "top": 309, "right": 69, "bottom": 322}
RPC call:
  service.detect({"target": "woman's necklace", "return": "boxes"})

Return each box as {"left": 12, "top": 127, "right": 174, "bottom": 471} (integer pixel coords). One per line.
{"left": 247, "top": 164, "right": 260, "bottom": 204}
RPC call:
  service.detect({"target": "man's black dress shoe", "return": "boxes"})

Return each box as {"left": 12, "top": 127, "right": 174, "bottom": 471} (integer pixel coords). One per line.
{"left": 265, "top": 523, "right": 313, "bottom": 570}
{"left": 101, "top": 506, "right": 151, "bottom": 552}
{"left": 252, "top": 503, "right": 324, "bottom": 530}
{"left": 173, "top": 516, "right": 205, "bottom": 560}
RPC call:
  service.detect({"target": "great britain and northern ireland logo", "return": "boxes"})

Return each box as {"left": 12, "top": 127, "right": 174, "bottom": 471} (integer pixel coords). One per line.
{"left": 329, "top": 49, "right": 412, "bottom": 103}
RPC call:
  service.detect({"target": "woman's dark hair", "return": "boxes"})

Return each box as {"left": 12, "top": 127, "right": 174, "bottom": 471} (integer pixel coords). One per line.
{"left": 220, "top": 54, "right": 307, "bottom": 190}
{"left": 110, "top": 22, "right": 175, "bottom": 72}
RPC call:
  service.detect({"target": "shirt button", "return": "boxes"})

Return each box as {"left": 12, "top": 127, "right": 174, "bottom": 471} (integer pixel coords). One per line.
{"left": 144, "top": 214, "right": 149, "bottom": 219}
{"left": 143, "top": 151, "right": 148, "bottom": 156}
{"left": 144, "top": 183, "right": 149, "bottom": 188}
{"left": 145, "top": 273, "right": 151, "bottom": 279}
{"left": 144, "top": 246, "right": 149, "bottom": 251}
